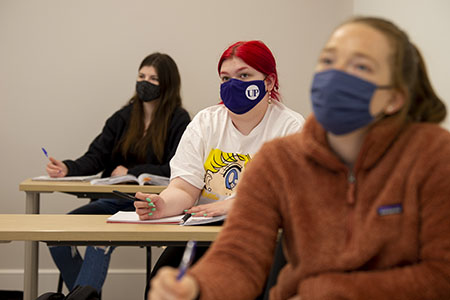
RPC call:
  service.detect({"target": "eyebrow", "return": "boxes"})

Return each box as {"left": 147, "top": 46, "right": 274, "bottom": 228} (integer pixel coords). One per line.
{"left": 220, "top": 66, "right": 249, "bottom": 76}
{"left": 138, "top": 73, "right": 159, "bottom": 78}
{"left": 321, "top": 47, "right": 379, "bottom": 67}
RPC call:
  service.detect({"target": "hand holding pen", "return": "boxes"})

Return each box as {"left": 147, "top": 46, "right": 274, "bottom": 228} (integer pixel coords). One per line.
{"left": 42, "top": 147, "right": 68, "bottom": 178}
{"left": 133, "top": 191, "right": 166, "bottom": 220}
{"left": 147, "top": 241, "right": 200, "bottom": 300}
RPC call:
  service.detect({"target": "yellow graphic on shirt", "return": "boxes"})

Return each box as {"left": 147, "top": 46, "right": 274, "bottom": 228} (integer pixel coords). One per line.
{"left": 201, "top": 149, "right": 251, "bottom": 201}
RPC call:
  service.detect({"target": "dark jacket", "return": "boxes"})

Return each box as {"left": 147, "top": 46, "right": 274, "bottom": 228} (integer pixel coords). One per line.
{"left": 64, "top": 104, "right": 190, "bottom": 177}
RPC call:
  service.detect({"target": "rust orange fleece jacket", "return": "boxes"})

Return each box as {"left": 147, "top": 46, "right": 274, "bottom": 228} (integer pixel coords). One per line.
{"left": 190, "top": 115, "right": 450, "bottom": 300}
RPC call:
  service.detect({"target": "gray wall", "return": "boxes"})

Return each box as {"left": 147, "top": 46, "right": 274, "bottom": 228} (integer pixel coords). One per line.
{"left": 1, "top": 0, "right": 449, "bottom": 299}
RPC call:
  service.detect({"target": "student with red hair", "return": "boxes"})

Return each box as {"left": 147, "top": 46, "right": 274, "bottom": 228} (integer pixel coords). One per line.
{"left": 134, "top": 40, "right": 305, "bottom": 297}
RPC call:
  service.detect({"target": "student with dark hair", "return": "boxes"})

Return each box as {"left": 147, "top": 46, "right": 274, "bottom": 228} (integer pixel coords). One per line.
{"left": 147, "top": 17, "right": 450, "bottom": 300}
{"left": 45, "top": 52, "right": 191, "bottom": 293}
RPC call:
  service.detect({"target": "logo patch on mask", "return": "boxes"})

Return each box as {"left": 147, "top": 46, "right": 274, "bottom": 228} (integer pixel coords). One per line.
{"left": 245, "top": 85, "right": 260, "bottom": 100}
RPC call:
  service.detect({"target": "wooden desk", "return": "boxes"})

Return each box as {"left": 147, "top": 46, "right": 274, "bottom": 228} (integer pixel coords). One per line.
{"left": 0, "top": 214, "right": 221, "bottom": 300}
{"left": 19, "top": 178, "right": 166, "bottom": 214}
{"left": 18, "top": 179, "right": 167, "bottom": 300}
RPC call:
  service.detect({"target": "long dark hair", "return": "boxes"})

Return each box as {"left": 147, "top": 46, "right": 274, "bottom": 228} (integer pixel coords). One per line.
{"left": 344, "top": 17, "right": 446, "bottom": 123}
{"left": 118, "top": 53, "right": 182, "bottom": 162}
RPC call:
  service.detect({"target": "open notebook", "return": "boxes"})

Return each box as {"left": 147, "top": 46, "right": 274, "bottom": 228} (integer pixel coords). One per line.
{"left": 106, "top": 211, "right": 225, "bottom": 226}
{"left": 31, "top": 174, "right": 100, "bottom": 181}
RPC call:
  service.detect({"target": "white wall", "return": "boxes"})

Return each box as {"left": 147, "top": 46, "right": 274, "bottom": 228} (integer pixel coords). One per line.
{"left": 2, "top": 1, "right": 448, "bottom": 298}
{"left": 354, "top": 0, "right": 450, "bottom": 129}
{"left": 0, "top": 1, "right": 353, "bottom": 298}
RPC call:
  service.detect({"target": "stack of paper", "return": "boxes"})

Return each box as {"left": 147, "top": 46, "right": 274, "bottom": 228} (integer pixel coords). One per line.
{"left": 106, "top": 211, "right": 225, "bottom": 226}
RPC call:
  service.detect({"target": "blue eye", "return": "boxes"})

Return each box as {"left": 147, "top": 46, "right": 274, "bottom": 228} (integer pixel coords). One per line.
{"left": 320, "top": 57, "right": 333, "bottom": 65}
{"left": 355, "top": 64, "right": 371, "bottom": 72}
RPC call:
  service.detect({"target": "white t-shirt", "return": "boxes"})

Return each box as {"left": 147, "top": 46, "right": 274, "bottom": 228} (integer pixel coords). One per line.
{"left": 170, "top": 101, "right": 305, "bottom": 205}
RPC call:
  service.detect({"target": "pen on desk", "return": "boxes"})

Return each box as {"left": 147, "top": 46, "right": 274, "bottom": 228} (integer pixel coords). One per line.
{"left": 180, "top": 213, "right": 192, "bottom": 225}
{"left": 176, "top": 240, "right": 197, "bottom": 281}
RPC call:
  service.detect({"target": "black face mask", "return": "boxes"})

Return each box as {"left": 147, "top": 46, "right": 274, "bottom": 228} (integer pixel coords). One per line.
{"left": 136, "top": 81, "right": 161, "bottom": 102}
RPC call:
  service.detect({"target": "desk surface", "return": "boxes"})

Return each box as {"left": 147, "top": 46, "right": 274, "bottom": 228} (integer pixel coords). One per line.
{"left": 0, "top": 214, "right": 221, "bottom": 242}
{"left": 19, "top": 178, "right": 166, "bottom": 194}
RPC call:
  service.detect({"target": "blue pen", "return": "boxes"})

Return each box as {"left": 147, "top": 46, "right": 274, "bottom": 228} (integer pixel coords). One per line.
{"left": 176, "top": 240, "right": 197, "bottom": 280}
{"left": 41, "top": 147, "right": 49, "bottom": 158}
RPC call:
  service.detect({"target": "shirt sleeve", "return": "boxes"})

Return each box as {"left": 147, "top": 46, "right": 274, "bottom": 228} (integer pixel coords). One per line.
{"left": 63, "top": 110, "right": 124, "bottom": 176}
{"left": 169, "top": 113, "right": 209, "bottom": 189}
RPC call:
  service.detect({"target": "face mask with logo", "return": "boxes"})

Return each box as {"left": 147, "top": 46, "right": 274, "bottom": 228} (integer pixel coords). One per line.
{"left": 136, "top": 81, "right": 161, "bottom": 102}
{"left": 220, "top": 78, "right": 267, "bottom": 114}
{"left": 311, "top": 69, "right": 392, "bottom": 135}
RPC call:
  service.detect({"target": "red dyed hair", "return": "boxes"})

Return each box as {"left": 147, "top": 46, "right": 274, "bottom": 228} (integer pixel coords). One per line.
{"left": 218, "top": 40, "right": 280, "bottom": 101}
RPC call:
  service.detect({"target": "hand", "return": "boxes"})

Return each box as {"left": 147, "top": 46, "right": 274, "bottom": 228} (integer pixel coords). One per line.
{"left": 46, "top": 157, "right": 68, "bottom": 178}
{"left": 287, "top": 295, "right": 301, "bottom": 300}
{"left": 134, "top": 192, "right": 167, "bottom": 220}
{"left": 148, "top": 267, "right": 199, "bottom": 300}
{"left": 187, "top": 197, "right": 234, "bottom": 217}
{"left": 111, "top": 165, "right": 128, "bottom": 177}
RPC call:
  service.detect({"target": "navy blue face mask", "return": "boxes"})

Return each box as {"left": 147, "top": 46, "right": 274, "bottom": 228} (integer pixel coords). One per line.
{"left": 220, "top": 78, "right": 267, "bottom": 114}
{"left": 311, "top": 69, "right": 392, "bottom": 135}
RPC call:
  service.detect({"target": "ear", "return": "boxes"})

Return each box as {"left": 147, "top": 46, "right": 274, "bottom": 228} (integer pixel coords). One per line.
{"left": 264, "top": 73, "right": 276, "bottom": 93}
{"left": 384, "top": 90, "right": 406, "bottom": 115}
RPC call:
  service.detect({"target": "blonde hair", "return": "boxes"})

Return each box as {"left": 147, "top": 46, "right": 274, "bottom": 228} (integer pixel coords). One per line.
{"left": 204, "top": 149, "right": 251, "bottom": 174}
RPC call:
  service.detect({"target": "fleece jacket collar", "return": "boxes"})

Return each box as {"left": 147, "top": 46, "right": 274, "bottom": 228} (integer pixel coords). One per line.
{"left": 300, "top": 114, "right": 409, "bottom": 172}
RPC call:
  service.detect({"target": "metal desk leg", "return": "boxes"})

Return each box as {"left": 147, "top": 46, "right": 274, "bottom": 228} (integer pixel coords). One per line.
{"left": 24, "top": 191, "right": 40, "bottom": 300}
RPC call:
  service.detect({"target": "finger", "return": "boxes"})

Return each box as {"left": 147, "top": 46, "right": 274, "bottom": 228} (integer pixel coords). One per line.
{"left": 46, "top": 166, "right": 54, "bottom": 175}
{"left": 152, "top": 267, "right": 198, "bottom": 300}
{"left": 47, "top": 167, "right": 62, "bottom": 178}
{"left": 49, "top": 171, "right": 64, "bottom": 178}
{"left": 134, "top": 198, "right": 158, "bottom": 218}
{"left": 149, "top": 289, "right": 173, "bottom": 300}
{"left": 136, "top": 208, "right": 153, "bottom": 220}
{"left": 47, "top": 163, "right": 60, "bottom": 171}
{"left": 150, "top": 268, "right": 172, "bottom": 296}
{"left": 134, "top": 200, "right": 150, "bottom": 209}
{"left": 149, "top": 270, "right": 178, "bottom": 300}
{"left": 136, "top": 205, "right": 161, "bottom": 220}
{"left": 48, "top": 157, "right": 61, "bottom": 167}
{"left": 207, "top": 210, "right": 224, "bottom": 217}
{"left": 149, "top": 280, "right": 175, "bottom": 300}
{"left": 158, "top": 268, "right": 183, "bottom": 297}
{"left": 188, "top": 206, "right": 203, "bottom": 213}
{"left": 190, "top": 211, "right": 209, "bottom": 218}
{"left": 135, "top": 192, "right": 152, "bottom": 201}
